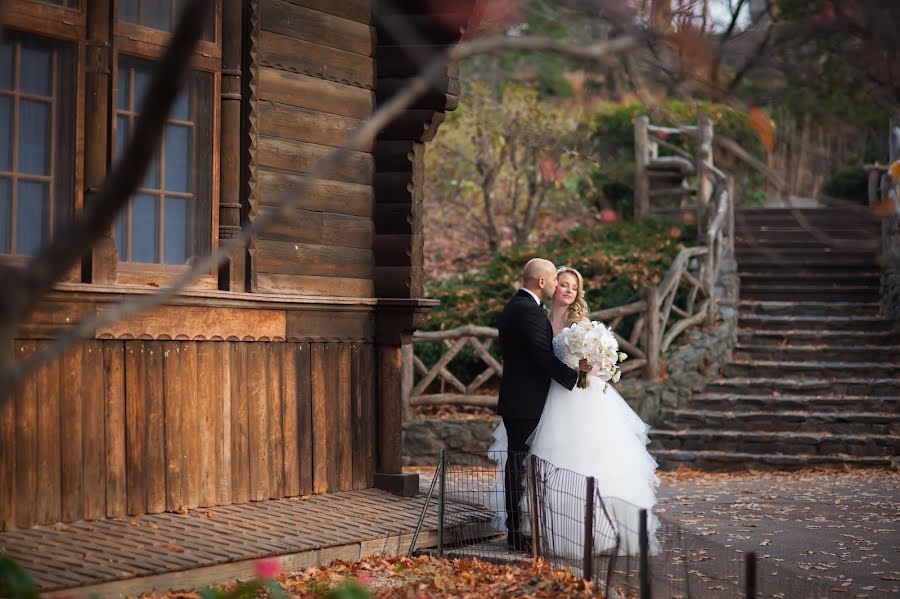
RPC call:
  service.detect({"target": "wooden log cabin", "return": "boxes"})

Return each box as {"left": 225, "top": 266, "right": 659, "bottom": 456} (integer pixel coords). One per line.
{"left": 0, "top": 0, "right": 484, "bottom": 530}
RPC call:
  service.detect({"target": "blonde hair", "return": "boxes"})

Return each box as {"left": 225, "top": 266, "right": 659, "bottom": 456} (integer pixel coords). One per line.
{"left": 556, "top": 266, "right": 589, "bottom": 327}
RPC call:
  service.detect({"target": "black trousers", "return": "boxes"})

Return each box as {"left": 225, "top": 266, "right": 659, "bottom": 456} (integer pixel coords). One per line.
{"left": 502, "top": 417, "right": 539, "bottom": 540}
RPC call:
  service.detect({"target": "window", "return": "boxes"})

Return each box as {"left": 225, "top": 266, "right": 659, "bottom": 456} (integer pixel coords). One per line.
{"left": 0, "top": 31, "right": 75, "bottom": 257}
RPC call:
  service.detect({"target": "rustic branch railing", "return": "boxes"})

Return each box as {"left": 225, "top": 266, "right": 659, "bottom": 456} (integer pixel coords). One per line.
{"left": 403, "top": 116, "right": 734, "bottom": 414}
{"left": 865, "top": 115, "right": 900, "bottom": 320}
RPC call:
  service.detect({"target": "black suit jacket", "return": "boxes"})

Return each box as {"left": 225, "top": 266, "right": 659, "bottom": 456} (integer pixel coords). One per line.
{"left": 497, "top": 289, "right": 578, "bottom": 421}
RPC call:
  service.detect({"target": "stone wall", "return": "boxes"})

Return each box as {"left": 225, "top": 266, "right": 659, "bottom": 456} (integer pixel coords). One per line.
{"left": 402, "top": 258, "right": 740, "bottom": 466}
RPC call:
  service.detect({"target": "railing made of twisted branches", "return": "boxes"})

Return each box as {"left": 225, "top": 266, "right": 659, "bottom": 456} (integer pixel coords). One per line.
{"left": 403, "top": 117, "right": 734, "bottom": 414}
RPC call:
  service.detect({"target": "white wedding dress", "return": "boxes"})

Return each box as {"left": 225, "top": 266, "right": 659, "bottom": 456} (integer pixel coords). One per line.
{"left": 490, "top": 333, "right": 661, "bottom": 557}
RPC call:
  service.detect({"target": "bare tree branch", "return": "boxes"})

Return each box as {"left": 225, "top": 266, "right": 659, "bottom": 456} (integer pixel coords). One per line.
{"left": 7, "top": 33, "right": 639, "bottom": 395}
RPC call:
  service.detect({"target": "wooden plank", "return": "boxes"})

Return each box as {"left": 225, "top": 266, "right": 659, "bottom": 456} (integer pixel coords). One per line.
{"left": 258, "top": 169, "right": 373, "bottom": 218}
{"left": 295, "top": 343, "right": 313, "bottom": 495}
{"left": 259, "top": 67, "right": 373, "bottom": 120}
{"left": 60, "top": 343, "right": 84, "bottom": 522}
{"left": 350, "top": 344, "right": 365, "bottom": 490}
{"left": 217, "top": 342, "right": 233, "bottom": 505}
{"left": 163, "top": 343, "right": 185, "bottom": 512}
{"left": 325, "top": 344, "right": 341, "bottom": 492}
{"left": 255, "top": 273, "right": 374, "bottom": 297}
{"left": 252, "top": 240, "right": 373, "bottom": 279}
{"left": 281, "top": 342, "right": 300, "bottom": 497}
{"left": 230, "top": 343, "right": 251, "bottom": 503}
{"left": 259, "top": 31, "right": 374, "bottom": 89}
{"left": 0, "top": 340, "right": 15, "bottom": 529}
{"left": 258, "top": 137, "right": 373, "bottom": 186}
{"left": 33, "top": 343, "right": 61, "bottom": 525}
{"left": 259, "top": 100, "right": 370, "bottom": 150}
{"left": 247, "top": 342, "right": 270, "bottom": 501}
{"left": 261, "top": 209, "right": 373, "bottom": 249}
{"left": 124, "top": 341, "right": 146, "bottom": 515}
{"left": 266, "top": 343, "right": 285, "bottom": 498}
{"left": 96, "top": 305, "right": 287, "bottom": 342}
{"left": 196, "top": 343, "right": 218, "bottom": 507}
{"left": 285, "top": 309, "right": 373, "bottom": 342}
{"left": 104, "top": 342, "right": 127, "bottom": 517}
{"left": 81, "top": 340, "right": 106, "bottom": 521}
{"left": 145, "top": 341, "right": 166, "bottom": 513}
{"left": 309, "top": 343, "right": 328, "bottom": 494}
{"left": 337, "top": 344, "right": 353, "bottom": 491}
{"left": 363, "top": 343, "right": 376, "bottom": 487}
{"left": 14, "top": 341, "right": 38, "bottom": 528}
{"left": 276, "top": 0, "right": 372, "bottom": 24}
{"left": 182, "top": 342, "right": 200, "bottom": 509}
{"left": 261, "top": 0, "right": 374, "bottom": 56}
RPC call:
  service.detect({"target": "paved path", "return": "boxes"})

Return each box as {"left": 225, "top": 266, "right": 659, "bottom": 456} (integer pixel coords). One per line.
{"left": 656, "top": 468, "right": 900, "bottom": 598}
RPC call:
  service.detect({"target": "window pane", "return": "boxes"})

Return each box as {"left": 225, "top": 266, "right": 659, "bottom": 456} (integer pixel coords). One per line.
{"left": 18, "top": 100, "right": 51, "bottom": 175}
{"left": 133, "top": 64, "right": 151, "bottom": 111}
{"left": 0, "top": 178, "right": 9, "bottom": 253}
{"left": 115, "top": 210, "right": 127, "bottom": 260}
{"left": 144, "top": 0, "right": 172, "bottom": 31}
{"left": 171, "top": 88, "right": 189, "bottom": 121}
{"left": 119, "top": 0, "right": 139, "bottom": 23}
{"left": 117, "top": 68, "right": 130, "bottom": 111}
{"left": 0, "top": 41, "right": 11, "bottom": 89}
{"left": 143, "top": 152, "right": 161, "bottom": 189}
{"left": 116, "top": 115, "right": 129, "bottom": 160}
{"left": 16, "top": 180, "right": 48, "bottom": 255}
{"left": 0, "top": 97, "right": 10, "bottom": 171}
{"left": 20, "top": 43, "right": 52, "bottom": 97}
{"left": 164, "top": 196, "right": 188, "bottom": 264}
{"left": 165, "top": 124, "right": 190, "bottom": 192}
{"left": 131, "top": 193, "right": 159, "bottom": 263}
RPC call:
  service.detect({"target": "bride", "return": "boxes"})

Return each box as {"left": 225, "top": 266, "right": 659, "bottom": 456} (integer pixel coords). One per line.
{"left": 490, "top": 266, "right": 660, "bottom": 556}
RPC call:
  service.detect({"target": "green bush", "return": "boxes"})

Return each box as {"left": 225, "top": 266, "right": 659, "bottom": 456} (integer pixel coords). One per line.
{"left": 821, "top": 165, "right": 869, "bottom": 203}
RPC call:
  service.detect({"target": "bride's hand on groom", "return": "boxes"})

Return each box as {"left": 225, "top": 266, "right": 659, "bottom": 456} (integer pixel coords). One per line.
{"left": 577, "top": 358, "right": 593, "bottom": 372}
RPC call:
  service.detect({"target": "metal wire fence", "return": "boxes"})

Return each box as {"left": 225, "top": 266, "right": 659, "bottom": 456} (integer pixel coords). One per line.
{"left": 406, "top": 450, "right": 845, "bottom": 599}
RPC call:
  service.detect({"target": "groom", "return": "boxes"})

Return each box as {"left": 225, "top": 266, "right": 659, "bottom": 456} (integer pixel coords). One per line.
{"left": 497, "top": 258, "right": 585, "bottom": 551}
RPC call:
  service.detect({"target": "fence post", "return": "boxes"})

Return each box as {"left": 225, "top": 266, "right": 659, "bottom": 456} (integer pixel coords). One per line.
{"left": 642, "top": 286, "right": 660, "bottom": 380}
{"left": 527, "top": 454, "right": 541, "bottom": 561}
{"left": 634, "top": 115, "right": 650, "bottom": 219}
{"left": 437, "top": 449, "right": 446, "bottom": 556}
{"left": 639, "top": 508, "right": 651, "bottom": 599}
{"left": 400, "top": 343, "right": 413, "bottom": 422}
{"left": 582, "top": 476, "right": 595, "bottom": 581}
{"left": 745, "top": 551, "right": 758, "bottom": 599}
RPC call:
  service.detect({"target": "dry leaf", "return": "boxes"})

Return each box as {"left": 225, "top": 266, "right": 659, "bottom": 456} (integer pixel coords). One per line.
{"left": 748, "top": 106, "right": 776, "bottom": 151}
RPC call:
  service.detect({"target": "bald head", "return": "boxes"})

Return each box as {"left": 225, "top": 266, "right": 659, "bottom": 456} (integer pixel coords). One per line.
{"left": 522, "top": 258, "right": 559, "bottom": 301}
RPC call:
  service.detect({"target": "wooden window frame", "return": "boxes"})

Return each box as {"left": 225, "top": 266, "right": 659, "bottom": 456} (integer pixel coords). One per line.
{"left": 0, "top": 0, "right": 85, "bottom": 280}
{"left": 110, "top": 1, "right": 222, "bottom": 290}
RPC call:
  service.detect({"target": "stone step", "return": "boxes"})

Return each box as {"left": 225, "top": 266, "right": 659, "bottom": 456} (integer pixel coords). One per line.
{"left": 740, "top": 287, "right": 881, "bottom": 303}
{"left": 736, "top": 247, "right": 880, "bottom": 261}
{"left": 738, "top": 272, "right": 881, "bottom": 286}
{"left": 737, "top": 300, "right": 883, "bottom": 317}
{"left": 737, "top": 329, "right": 900, "bottom": 346}
{"left": 733, "top": 343, "right": 900, "bottom": 363}
{"left": 659, "top": 409, "right": 899, "bottom": 435}
{"left": 687, "top": 393, "right": 900, "bottom": 413}
{"left": 735, "top": 237, "right": 879, "bottom": 249}
{"left": 651, "top": 449, "right": 895, "bottom": 471}
{"left": 738, "top": 257, "right": 881, "bottom": 272}
{"left": 705, "top": 376, "right": 900, "bottom": 396}
{"left": 650, "top": 429, "right": 899, "bottom": 457}
{"left": 738, "top": 314, "right": 891, "bottom": 332}
{"left": 722, "top": 360, "right": 899, "bottom": 378}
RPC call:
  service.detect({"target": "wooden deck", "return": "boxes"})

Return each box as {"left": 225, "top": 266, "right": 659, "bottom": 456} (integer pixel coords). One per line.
{"left": 0, "top": 488, "right": 490, "bottom": 598}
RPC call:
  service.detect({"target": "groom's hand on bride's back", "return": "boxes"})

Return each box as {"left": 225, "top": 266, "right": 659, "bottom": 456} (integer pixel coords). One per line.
{"left": 578, "top": 358, "right": 592, "bottom": 372}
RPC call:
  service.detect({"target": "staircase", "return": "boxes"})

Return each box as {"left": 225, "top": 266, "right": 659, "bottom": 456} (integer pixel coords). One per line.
{"left": 652, "top": 208, "right": 900, "bottom": 470}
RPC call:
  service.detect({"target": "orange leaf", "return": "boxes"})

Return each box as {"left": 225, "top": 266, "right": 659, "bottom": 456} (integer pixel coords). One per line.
{"left": 872, "top": 198, "right": 897, "bottom": 216}
{"left": 889, "top": 160, "right": 900, "bottom": 181}
{"left": 748, "top": 106, "right": 775, "bottom": 151}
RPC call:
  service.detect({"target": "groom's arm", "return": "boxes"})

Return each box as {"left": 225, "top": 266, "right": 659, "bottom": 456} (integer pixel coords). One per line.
{"left": 521, "top": 305, "right": 578, "bottom": 391}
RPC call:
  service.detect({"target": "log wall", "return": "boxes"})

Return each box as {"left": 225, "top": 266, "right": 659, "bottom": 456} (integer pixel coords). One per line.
{"left": 249, "top": 0, "right": 376, "bottom": 297}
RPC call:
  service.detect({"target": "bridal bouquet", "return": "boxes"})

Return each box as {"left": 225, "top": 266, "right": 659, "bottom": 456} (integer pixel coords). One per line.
{"left": 560, "top": 321, "right": 627, "bottom": 390}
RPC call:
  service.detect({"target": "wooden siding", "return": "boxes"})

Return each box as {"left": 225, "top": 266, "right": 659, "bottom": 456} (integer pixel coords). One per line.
{"left": 251, "top": 0, "right": 376, "bottom": 296}
{"left": 0, "top": 339, "right": 376, "bottom": 531}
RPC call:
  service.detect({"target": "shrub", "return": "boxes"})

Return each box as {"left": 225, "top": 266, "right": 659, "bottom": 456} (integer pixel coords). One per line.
{"left": 821, "top": 165, "right": 869, "bottom": 203}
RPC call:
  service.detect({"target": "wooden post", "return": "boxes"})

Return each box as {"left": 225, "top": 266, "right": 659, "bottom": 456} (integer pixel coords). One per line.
{"left": 642, "top": 286, "right": 660, "bottom": 380}
{"left": 528, "top": 454, "right": 541, "bottom": 561}
{"left": 726, "top": 175, "right": 736, "bottom": 257}
{"left": 85, "top": 0, "right": 115, "bottom": 283}
{"left": 376, "top": 345, "right": 403, "bottom": 476}
{"left": 634, "top": 116, "right": 650, "bottom": 219}
{"left": 638, "top": 508, "right": 651, "bottom": 599}
{"left": 697, "top": 115, "right": 714, "bottom": 236}
{"left": 745, "top": 551, "right": 757, "bottom": 599}
{"left": 582, "top": 476, "right": 595, "bottom": 581}
{"left": 218, "top": 0, "right": 244, "bottom": 290}
{"left": 400, "top": 343, "right": 413, "bottom": 423}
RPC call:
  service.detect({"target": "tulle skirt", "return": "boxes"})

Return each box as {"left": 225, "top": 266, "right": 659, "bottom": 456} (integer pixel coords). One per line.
{"left": 490, "top": 376, "right": 660, "bottom": 556}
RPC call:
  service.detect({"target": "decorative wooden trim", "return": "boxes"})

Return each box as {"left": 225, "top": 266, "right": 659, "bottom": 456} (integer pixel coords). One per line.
{"left": 240, "top": 0, "right": 261, "bottom": 292}
{"left": 3, "top": 1, "right": 86, "bottom": 41}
